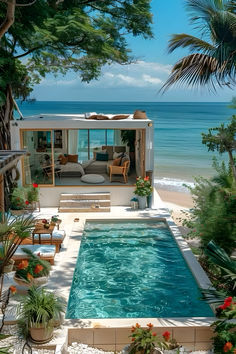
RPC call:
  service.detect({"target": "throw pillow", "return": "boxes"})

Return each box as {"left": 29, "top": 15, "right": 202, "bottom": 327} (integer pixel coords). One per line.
{"left": 96, "top": 152, "right": 109, "bottom": 161}
{"left": 60, "top": 155, "right": 68, "bottom": 165}
{"left": 113, "top": 152, "right": 121, "bottom": 160}
{"left": 68, "top": 154, "right": 78, "bottom": 163}
{"left": 102, "top": 146, "right": 113, "bottom": 160}
{"left": 112, "top": 158, "right": 121, "bottom": 166}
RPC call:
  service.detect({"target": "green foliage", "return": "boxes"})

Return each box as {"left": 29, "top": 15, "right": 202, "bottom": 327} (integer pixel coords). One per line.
{"left": 10, "top": 184, "right": 39, "bottom": 210}
{"left": 161, "top": 0, "right": 236, "bottom": 91}
{"left": 211, "top": 296, "right": 236, "bottom": 353}
{"left": 0, "top": 0, "right": 153, "bottom": 105}
{"left": 17, "top": 286, "right": 66, "bottom": 339}
{"left": 121, "top": 130, "right": 136, "bottom": 152}
{"left": 184, "top": 160, "right": 236, "bottom": 254}
{"left": 15, "top": 248, "right": 50, "bottom": 282}
{"left": 134, "top": 176, "right": 153, "bottom": 197}
{"left": 205, "top": 241, "right": 236, "bottom": 294}
{"left": 202, "top": 115, "right": 236, "bottom": 181}
{"left": 0, "top": 214, "right": 35, "bottom": 276}
{"left": 202, "top": 115, "right": 236, "bottom": 155}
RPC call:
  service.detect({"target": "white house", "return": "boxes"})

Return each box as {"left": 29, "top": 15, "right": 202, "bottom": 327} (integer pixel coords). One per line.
{"left": 11, "top": 113, "right": 154, "bottom": 208}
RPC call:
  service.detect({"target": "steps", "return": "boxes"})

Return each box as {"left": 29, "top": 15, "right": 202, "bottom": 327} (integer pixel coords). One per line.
{"left": 58, "top": 193, "right": 111, "bottom": 213}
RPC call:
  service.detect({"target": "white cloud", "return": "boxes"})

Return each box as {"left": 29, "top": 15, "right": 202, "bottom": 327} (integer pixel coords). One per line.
{"left": 40, "top": 60, "right": 171, "bottom": 89}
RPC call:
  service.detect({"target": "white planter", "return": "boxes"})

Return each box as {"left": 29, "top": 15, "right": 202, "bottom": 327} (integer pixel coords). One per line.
{"left": 137, "top": 196, "right": 146, "bottom": 209}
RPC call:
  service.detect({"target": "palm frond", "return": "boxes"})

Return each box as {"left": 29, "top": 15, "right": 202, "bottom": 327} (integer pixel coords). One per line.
{"left": 168, "top": 33, "right": 215, "bottom": 53}
{"left": 160, "top": 53, "right": 220, "bottom": 92}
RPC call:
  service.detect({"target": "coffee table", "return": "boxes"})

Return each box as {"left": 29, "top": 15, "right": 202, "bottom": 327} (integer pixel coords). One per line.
{"left": 32, "top": 222, "right": 55, "bottom": 245}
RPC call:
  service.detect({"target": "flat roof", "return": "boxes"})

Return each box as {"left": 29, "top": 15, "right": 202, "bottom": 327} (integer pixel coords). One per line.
{"left": 16, "top": 113, "right": 151, "bottom": 122}
{"left": 11, "top": 114, "right": 153, "bottom": 130}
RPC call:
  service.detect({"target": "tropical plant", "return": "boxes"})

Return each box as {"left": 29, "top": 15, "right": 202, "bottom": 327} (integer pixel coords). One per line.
{"left": 183, "top": 160, "right": 236, "bottom": 254}
{"left": 211, "top": 296, "right": 236, "bottom": 354}
{"left": 161, "top": 0, "right": 236, "bottom": 91}
{"left": 205, "top": 241, "right": 236, "bottom": 294}
{"left": 0, "top": 214, "right": 35, "bottom": 277}
{"left": 128, "top": 323, "right": 179, "bottom": 354}
{"left": 17, "top": 286, "right": 66, "bottom": 340}
{"left": 202, "top": 116, "right": 236, "bottom": 181}
{"left": 15, "top": 248, "right": 50, "bottom": 283}
{"left": 134, "top": 176, "right": 153, "bottom": 197}
{"left": 121, "top": 130, "right": 136, "bottom": 153}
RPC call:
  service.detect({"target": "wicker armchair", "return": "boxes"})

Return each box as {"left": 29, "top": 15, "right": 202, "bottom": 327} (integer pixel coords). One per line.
{"left": 109, "top": 160, "right": 130, "bottom": 183}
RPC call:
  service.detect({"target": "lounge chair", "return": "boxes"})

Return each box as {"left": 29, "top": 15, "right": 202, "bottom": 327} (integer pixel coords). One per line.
{"left": 12, "top": 244, "right": 56, "bottom": 265}
{"left": 21, "top": 230, "right": 66, "bottom": 253}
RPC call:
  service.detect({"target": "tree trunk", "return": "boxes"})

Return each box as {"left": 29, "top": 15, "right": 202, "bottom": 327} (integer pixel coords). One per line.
{"left": 0, "top": 85, "right": 15, "bottom": 211}
{"left": 0, "top": 0, "right": 16, "bottom": 40}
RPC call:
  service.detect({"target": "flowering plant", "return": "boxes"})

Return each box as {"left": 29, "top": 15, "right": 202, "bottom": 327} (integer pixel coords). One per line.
{"left": 10, "top": 184, "right": 39, "bottom": 210}
{"left": 15, "top": 248, "right": 50, "bottom": 283}
{"left": 212, "top": 297, "right": 236, "bottom": 353}
{"left": 134, "top": 176, "right": 153, "bottom": 197}
{"left": 128, "top": 324, "right": 179, "bottom": 354}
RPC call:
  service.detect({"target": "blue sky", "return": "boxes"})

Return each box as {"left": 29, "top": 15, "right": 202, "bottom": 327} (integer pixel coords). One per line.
{"left": 32, "top": 0, "right": 234, "bottom": 102}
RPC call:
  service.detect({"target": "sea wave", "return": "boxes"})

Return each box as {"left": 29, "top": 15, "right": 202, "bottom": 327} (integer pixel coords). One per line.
{"left": 154, "top": 177, "right": 195, "bottom": 193}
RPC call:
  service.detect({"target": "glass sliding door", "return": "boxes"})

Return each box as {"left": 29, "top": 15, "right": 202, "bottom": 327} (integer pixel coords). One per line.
{"left": 22, "top": 130, "right": 53, "bottom": 185}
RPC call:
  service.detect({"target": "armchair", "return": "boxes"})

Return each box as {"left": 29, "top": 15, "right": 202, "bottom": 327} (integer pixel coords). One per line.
{"left": 109, "top": 160, "right": 130, "bottom": 184}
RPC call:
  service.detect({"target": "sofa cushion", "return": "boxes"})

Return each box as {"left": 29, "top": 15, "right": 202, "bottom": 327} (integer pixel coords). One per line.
{"left": 114, "top": 146, "right": 126, "bottom": 153}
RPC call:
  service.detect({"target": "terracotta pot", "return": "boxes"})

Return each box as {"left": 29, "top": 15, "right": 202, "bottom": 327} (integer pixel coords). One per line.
{"left": 30, "top": 323, "right": 53, "bottom": 344}
{"left": 14, "top": 275, "right": 48, "bottom": 287}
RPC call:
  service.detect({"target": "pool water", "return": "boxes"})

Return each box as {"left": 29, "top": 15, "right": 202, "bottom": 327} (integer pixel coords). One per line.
{"left": 66, "top": 221, "right": 213, "bottom": 318}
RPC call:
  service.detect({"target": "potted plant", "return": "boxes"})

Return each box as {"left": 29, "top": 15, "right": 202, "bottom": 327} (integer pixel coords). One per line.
{"left": 10, "top": 184, "right": 39, "bottom": 214}
{"left": 17, "top": 286, "right": 66, "bottom": 343}
{"left": 134, "top": 176, "right": 153, "bottom": 209}
{"left": 123, "top": 324, "right": 179, "bottom": 354}
{"left": 14, "top": 248, "right": 50, "bottom": 287}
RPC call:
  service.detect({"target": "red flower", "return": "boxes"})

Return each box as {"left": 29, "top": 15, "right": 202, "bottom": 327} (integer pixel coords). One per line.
{"left": 147, "top": 323, "right": 153, "bottom": 329}
{"left": 144, "top": 176, "right": 149, "bottom": 181}
{"left": 223, "top": 342, "right": 233, "bottom": 352}
{"left": 135, "top": 323, "right": 140, "bottom": 328}
{"left": 9, "top": 286, "right": 17, "bottom": 294}
{"left": 152, "top": 332, "right": 157, "bottom": 337}
{"left": 162, "top": 331, "right": 171, "bottom": 341}
{"left": 25, "top": 200, "right": 29, "bottom": 205}
{"left": 34, "top": 264, "right": 43, "bottom": 274}
{"left": 131, "top": 338, "right": 135, "bottom": 342}
{"left": 27, "top": 273, "right": 34, "bottom": 281}
{"left": 18, "top": 260, "right": 29, "bottom": 270}
{"left": 131, "top": 326, "right": 136, "bottom": 333}
{"left": 32, "top": 183, "right": 38, "bottom": 188}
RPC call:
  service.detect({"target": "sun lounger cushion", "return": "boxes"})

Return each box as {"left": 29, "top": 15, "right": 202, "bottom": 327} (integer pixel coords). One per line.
{"left": 33, "top": 230, "right": 66, "bottom": 241}
{"left": 13, "top": 245, "right": 56, "bottom": 259}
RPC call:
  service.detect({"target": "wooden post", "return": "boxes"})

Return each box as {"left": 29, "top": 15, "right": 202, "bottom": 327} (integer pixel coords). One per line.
{"left": 0, "top": 174, "right": 4, "bottom": 221}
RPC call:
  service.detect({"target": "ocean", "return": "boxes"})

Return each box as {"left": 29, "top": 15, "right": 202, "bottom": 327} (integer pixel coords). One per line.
{"left": 16, "top": 101, "right": 234, "bottom": 192}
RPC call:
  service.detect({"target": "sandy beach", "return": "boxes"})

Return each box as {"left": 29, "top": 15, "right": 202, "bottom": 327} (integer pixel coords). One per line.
{"left": 157, "top": 189, "right": 194, "bottom": 230}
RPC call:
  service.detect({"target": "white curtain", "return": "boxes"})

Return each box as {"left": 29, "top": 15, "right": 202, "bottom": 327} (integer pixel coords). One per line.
{"left": 68, "top": 130, "right": 78, "bottom": 154}
{"left": 114, "top": 130, "right": 122, "bottom": 145}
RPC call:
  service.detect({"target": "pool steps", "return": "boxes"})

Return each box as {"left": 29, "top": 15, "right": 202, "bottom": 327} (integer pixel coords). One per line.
{"left": 58, "top": 192, "right": 111, "bottom": 212}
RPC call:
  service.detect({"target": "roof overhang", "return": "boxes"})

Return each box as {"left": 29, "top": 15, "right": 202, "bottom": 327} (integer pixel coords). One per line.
{"left": 0, "top": 150, "right": 27, "bottom": 175}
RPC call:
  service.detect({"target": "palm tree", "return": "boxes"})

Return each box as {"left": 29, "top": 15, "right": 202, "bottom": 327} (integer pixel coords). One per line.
{"left": 161, "top": 0, "right": 236, "bottom": 91}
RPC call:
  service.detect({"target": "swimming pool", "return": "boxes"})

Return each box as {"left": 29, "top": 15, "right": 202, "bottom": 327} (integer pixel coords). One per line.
{"left": 66, "top": 220, "right": 213, "bottom": 319}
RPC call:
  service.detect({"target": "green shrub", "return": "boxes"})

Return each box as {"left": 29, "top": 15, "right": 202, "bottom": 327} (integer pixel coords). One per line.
{"left": 184, "top": 160, "right": 236, "bottom": 254}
